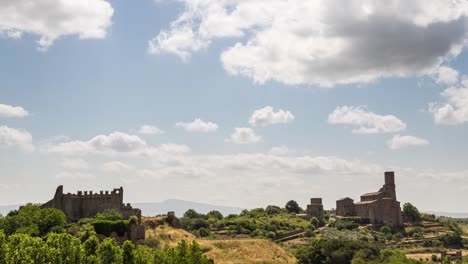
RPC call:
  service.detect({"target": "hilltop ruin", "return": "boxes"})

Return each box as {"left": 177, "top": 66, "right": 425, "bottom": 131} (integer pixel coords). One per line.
{"left": 43, "top": 185, "right": 142, "bottom": 222}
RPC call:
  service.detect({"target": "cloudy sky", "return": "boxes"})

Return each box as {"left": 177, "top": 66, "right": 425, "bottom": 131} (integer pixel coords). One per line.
{"left": 1, "top": 0, "right": 468, "bottom": 213}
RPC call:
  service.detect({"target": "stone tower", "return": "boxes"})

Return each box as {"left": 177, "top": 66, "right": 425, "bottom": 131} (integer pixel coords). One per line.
{"left": 383, "top": 171, "right": 396, "bottom": 200}
{"left": 306, "top": 198, "right": 324, "bottom": 221}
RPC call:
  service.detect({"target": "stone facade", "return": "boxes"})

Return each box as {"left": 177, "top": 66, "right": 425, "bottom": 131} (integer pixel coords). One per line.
{"left": 336, "top": 197, "right": 354, "bottom": 216}
{"left": 306, "top": 198, "right": 324, "bottom": 221}
{"left": 336, "top": 172, "right": 403, "bottom": 228}
{"left": 43, "top": 185, "right": 142, "bottom": 222}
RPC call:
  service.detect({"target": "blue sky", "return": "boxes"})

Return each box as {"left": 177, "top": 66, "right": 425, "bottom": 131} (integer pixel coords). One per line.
{"left": 0, "top": 0, "right": 468, "bottom": 212}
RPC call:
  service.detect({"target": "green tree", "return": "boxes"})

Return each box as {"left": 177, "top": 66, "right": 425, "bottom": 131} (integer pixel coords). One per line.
{"left": 403, "top": 203, "right": 421, "bottom": 223}
{"left": 133, "top": 245, "right": 152, "bottom": 264}
{"left": 97, "top": 238, "right": 123, "bottom": 264}
{"left": 38, "top": 207, "right": 66, "bottom": 235}
{"left": 46, "top": 233, "right": 82, "bottom": 264}
{"left": 7, "top": 233, "right": 52, "bottom": 263}
{"left": 0, "top": 231, "right": 7, "bottom": 264}
{"left": 265, "top": 205, "right": 283, "bottom": 215}
{"left": 183, "top": 209, "right": 202, "bottom": 219}
{"left": 122, "top": 240, "right": 135, "bottom": 264}
{"left": 207, "top": 210, "right": 223, "bottom": 220}
{"left": 285, "top": 200, "right": 302, "bottom": 214}
{"left": 295, "top": 240, "right": 326, "bottom": 264}
{"left": 83, "top": 235, "right": 100, "bottom": 256}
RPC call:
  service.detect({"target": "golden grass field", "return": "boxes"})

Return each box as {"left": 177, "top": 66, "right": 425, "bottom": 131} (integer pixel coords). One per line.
{"left": 145, "top": 224, "right": 296, "bottom": 264}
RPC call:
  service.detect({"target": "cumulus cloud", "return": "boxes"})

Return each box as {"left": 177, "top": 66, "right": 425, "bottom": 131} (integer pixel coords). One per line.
{"left": 387, "top": 135, "right": 430, "bottom": 150}
{"left": 430, "top": 78, "right": 468, "bottom": 125}
{"left": 139, "top": 125, "right": 164, "bottom": 135}
{"left": 44, "top": 131, "right": 190, "bottom": 156}
{"left": 434, "top": 66, "right": 459, "bottom": 85}
{"left": 328, "top": 106, "right": 407, "bottom": 134}
{"left": 150, "top": 0, "right": 468, "bottom": 87}
{"left": 0, "top": 0, "right": 114, "bottom": 50}
{"left": 0, "top": 126, "right": 34, "bottom": 151}
{"left": 176, "top": 118, "right": 218, "bottom": 132}
{"left": 228, "top": 127, "right": 261, "bottom": 144}
{"left": 0, "top": 103, "right": 29, "bottom": 118}
{"left": 249, "top": 106, "right": 294, "bottom": 126}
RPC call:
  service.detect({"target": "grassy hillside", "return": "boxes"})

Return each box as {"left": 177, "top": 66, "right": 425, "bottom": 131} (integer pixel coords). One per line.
{"left": 144, "top": 221, "right": 296, "bottom": 264}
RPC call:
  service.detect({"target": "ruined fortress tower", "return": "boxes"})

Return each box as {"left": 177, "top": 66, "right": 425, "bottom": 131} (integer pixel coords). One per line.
{"left": 43, "top": 185, "right": 142, "bottom": 222}
{"left": 306, "top": 198, "right": 324, "bottom": 221}
{"left": 336, "top": 172, "right": 403, "bottom": 228}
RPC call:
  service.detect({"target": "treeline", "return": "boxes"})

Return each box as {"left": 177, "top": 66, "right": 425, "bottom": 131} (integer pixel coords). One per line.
{"left": 0, "top": 232, "right": 211, "bottom": 264}
{"left": 0, "top": 204, "right": 212, "bottom": 264}
{"left": 179, "top": 204, "right": 314, "bottom": 239}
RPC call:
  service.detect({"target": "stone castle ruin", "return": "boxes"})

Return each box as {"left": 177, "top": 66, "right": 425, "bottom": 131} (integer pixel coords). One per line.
{"left": 306, "top": 198, "right": 324, "bottom": 221}
{"left": 336, "top": 171, "right": 403, "bottom": 228}
{"left": 43, "top": 185, "right": 142, "bottom": 222}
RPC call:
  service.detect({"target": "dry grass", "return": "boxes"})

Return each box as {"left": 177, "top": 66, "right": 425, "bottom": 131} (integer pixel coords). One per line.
{"left": 145, "top": 224, "right": 296, "bottom": 264}
{"left": 199, "top": 239, "right": 296, "bottom": 264}
{"left": 145, "top": 225, "right": 195, "bottom": 248}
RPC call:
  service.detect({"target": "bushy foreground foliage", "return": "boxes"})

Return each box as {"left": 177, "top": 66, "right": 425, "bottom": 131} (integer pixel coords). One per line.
{"left": 0, "top": 231, "right": 211, "bottom": 264}
{"left": 0, "top": 204, "right": 213, "bottom": 264}
{"left": 295, "top": 239, "right": 423, "bottom": 264}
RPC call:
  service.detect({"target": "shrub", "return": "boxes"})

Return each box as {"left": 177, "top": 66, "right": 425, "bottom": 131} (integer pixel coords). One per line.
{"left": 92, "top": 220, "right": 129, "bottom": 237}
{"left": 334, "top": 219, "right": 358, "bottom": 230}
{"left": 95, "top": 209, "right": 123, "bottom": 221}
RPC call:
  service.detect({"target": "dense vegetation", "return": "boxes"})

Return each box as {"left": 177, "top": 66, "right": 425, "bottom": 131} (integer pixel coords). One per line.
{"left": 179, "top": 205, "right": 312, "bottom": 239}
{"left": 0, "top": 204, "right": 212, "bottom": 264}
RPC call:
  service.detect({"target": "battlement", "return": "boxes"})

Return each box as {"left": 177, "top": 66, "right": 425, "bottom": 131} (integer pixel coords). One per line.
{"left": 43, "top": 185, "right": 140, "bottom": 222}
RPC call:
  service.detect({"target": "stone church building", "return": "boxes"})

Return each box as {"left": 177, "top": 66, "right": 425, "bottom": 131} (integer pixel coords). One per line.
{"left": 336, "top": 171, "right": 403, "bottom": 228}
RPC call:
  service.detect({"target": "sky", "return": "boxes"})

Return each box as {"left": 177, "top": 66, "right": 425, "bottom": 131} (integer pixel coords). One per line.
{"left": 0, "top": 0, "right": 468, "bottom": 213}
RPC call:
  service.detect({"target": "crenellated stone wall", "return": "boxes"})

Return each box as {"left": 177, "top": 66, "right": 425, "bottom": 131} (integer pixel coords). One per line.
{"left": 43, "top": 185, "right": 141, "bottom": 223}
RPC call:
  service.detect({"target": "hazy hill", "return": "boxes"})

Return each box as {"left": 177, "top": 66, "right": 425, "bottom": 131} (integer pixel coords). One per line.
{"left": 135, "top": 199, "right": 244, "bottom": 217}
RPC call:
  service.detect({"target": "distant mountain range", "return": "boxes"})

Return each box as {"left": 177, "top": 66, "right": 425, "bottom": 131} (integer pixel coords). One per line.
{"left": 134, "top": 199, "right": 245, "bottom": 217}
{"left": 422, "top": 211, "right": 468, "bottom": 218}
{"left": 0, "top": 199, "right": 244, "bottom": 218}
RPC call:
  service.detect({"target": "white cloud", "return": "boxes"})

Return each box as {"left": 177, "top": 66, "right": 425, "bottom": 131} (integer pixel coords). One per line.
{"left": 387, "top": 135, "right": 430, "bottom": 150}
{"left": 101, "top": 161, "right": 131, "bottom": 173}
{"left": 176, "top": 118, "right": 218, "bottom": 132}
{"left": 0, "top": 103, "right": 29, "bottom": 118}
{"left": 139, "top": 125, "right": 164, "bottom": 135}
{"left": 43, "top": 131, "right": 190, "bottom": 158}
{"left": 430, "top": 79, "right": 468, "bottom": 125}
{"left": 228, "top": 127, "right": 261, "bottom": 144}
{"left": 269, "top": 146, "right": 294, "bottom": 156}
{"left": 0, "top": 0, "right": 114, "bottom": 50}
{"left": 0, "top": 126, "right": 34, "bottom": 151}
{"left": 60, "top": 159, "right": 89, "bottom": 170}
{"left": 249, "top": 106, "right": 294, "bottom": 126}
{"left": 46, "top": 131, "right": 147, "bottom": 155}
{"left": 328, "top": 106, "right": 407, "bottom": 134}
{"left": 150, "top": 0, "right": 468, "bottom": 87}
{"left": 434, "top": 66, "right": 459, "bottom": 85}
